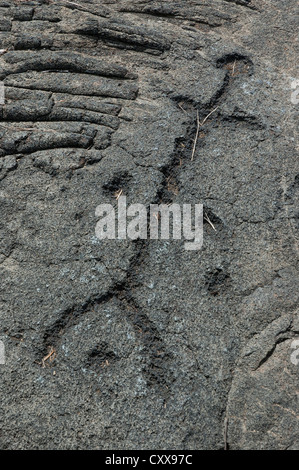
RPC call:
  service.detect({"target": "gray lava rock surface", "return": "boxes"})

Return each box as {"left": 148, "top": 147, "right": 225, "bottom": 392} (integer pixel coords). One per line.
{"left": 0, "top": 0, "right": 298, "bottom": 450}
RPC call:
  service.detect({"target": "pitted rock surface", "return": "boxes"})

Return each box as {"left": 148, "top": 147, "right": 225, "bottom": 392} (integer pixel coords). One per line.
{"left": 0, "top": 0, "right": 298, "bottom": 450}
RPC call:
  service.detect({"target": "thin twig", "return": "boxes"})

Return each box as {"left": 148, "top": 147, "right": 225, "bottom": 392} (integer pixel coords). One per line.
{"left": 178, "top": 103, "right": 187, "bottom": 114}
{"left": 191, "top": 107, "right": 219, "bottom": 161}
{"left": 200, "top": 106, "right": 219, "bottom": 127}
{"left": 114, "top": 189, "right": 123, "bottom": 200}
{"left": 232, "top": 60, "right": 236, "bottom": 77}
{"left": 204, "top": 212, "right": 217, "bottom": 231}
{"left": 42, "top": 346, "right": 56, "bottom": 368}
{"left": 191, "top": 110, "right": 200, "bottom": 161}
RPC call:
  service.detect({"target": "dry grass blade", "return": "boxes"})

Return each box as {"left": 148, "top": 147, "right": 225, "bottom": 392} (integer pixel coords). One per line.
{"left": 200, "top": 106, "right": 219, "bottom": 127}
{"left": 204, "top": 212, "right": 217, "bottom": 231}
{"left": 114, "top": 189, "right": 123, "bottom": 200}
{"left": 42, "top": 346, "right": 56, "bottom": 368}
{"left": 191, "top": 107, "right": 219, "bottom": 161}
{"left": 191, "top": 110, "right": 200, "bottom": 161}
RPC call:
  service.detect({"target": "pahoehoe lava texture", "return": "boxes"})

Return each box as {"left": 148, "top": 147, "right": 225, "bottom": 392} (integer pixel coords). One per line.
{"left": 0, "top": 0, "right": 298, "bottom": 450}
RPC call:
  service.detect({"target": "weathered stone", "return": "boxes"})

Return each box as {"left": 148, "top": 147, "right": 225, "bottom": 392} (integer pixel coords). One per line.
{"left": 0, "top": 0, "right": 298, "bottom": 451}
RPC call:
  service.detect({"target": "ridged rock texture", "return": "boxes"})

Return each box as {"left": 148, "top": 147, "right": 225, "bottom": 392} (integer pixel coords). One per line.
{"left": 0, "top": 0, "right": 298, "bottom": 450}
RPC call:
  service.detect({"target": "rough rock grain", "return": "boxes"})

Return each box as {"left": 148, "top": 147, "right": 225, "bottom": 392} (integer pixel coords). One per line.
{"left": 0, "top": 0, "right": 298, "bottom": 450}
